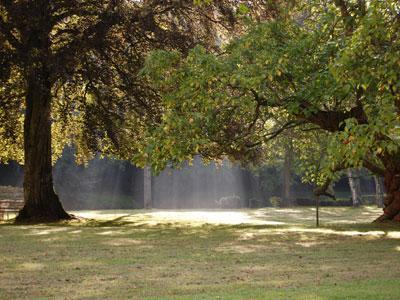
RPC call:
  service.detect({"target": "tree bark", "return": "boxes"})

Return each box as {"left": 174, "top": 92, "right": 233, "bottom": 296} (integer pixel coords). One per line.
{"left": 347, "top": 169, "right": 362, "bottom": 207}
{"left": 16, "top": 68, "right": 71, "bottom": 223}
{"left": 374, "top": 170, "right": 400, "bottom": 222}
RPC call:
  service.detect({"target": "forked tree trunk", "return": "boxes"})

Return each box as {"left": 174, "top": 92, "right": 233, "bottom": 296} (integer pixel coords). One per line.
{"left": 16, "top": 69, "right": 71, "bottom": 223}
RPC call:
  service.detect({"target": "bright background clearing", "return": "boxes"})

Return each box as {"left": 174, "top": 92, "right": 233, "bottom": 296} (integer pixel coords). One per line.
{"left": 1, "top": 207, "right": 400, "bottom": 299}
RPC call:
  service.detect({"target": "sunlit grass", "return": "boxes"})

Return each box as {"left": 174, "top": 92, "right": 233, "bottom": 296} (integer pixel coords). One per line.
{"left": 72, "top": 206, "right": 383, "bottom": 227}
{"left": 1, "top": 207, "right": 400, "bottom": 299}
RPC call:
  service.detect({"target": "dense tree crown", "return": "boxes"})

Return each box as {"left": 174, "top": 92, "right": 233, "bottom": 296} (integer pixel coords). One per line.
{"left": 141, "top": 0, "right": 400, "bottom": 221}
{"left": 0, "top": 0, "right": 263, "bottom": 221}
{"left": 1, "top": 0, "right": 400, "bottom": 222}
{"left": 0, "top": 0, "right": 246, "bottom": 163}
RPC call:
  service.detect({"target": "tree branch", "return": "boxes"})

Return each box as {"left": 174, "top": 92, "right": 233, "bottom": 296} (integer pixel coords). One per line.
{"left": 245, "top": 120, "right": 305, "bottom": 148}
{"left": 314, "top": 163, "right": 345, "bottom": 198}
{"left": 363, "top": 159, "right": 385, "bottom": 176}
{"left": 333, "top": 0, "right": 354, "bottom": 34}
{"left": 296, "top": 102, "right": 368, "bottom": 132}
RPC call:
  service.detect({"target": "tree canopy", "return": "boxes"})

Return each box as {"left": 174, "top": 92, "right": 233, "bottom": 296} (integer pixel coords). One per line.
{"left": 1, "top": 0, "right": 399, "bottom": 222}
{"left": 0, "top": 0, "right": 252, "bottom": 221}
{"left": 0, "top": 0, "right": 244, "bottom": 162}
{"left": 141, "top": 0, "right": 400, "bottom": 221}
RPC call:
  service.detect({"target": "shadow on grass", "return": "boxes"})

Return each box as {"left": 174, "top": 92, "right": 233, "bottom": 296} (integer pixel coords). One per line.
{"left": 1, "top": 208, "right": 400, "bottom": 237}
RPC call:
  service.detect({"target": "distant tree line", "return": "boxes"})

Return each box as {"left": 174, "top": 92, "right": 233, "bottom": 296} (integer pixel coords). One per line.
{"left": 0, "top": 150, "right": 382, "bottom": 209}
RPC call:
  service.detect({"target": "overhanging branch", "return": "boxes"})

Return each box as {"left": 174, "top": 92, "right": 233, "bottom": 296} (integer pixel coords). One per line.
{"left": 363, "top": 159, "right": 385, "bottom": 176}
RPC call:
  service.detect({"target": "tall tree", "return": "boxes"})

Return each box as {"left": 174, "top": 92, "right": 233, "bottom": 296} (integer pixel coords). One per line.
{"left": 0, "top": 0, "right": 241, "bottom": 222}
{"left": 142, "top": 0, "right": 400, "bottom": 221}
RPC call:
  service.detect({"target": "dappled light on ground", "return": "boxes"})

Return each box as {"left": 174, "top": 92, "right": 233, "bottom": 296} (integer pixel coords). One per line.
{"left": 102, "top": 238, "right": 144, "bottom": 247}
{"left": 74, "top": 209, "right": 285, "bottom": 226}
{"left": 138, "top": 210, "right": 285, "bottom": 226}
{"left": 72, "top": 206, "right": 383, "bottom": 227}
{"left": 386, "top": 231, "right": 400, "bottom": 239}
{"left": 1, "top": 206, "right": 400, "bottom": 299}
{"left": 26, "top": 227, "right": 70, "bottom": 236}
{"left": 18, "top": 262, "right": 45, "bottom": 271}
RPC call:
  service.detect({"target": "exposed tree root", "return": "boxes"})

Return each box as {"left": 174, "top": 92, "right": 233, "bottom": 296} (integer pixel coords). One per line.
{"left": 373, "top": 214, "right": 391, "bottom": 223}
{"left": 15, "top": 196, "right": 74, "bottom": 224}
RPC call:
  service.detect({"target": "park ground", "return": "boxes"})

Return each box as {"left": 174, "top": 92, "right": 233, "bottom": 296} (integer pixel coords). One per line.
{"left": 1, "top": 207, "right": 400, "bottom": 299}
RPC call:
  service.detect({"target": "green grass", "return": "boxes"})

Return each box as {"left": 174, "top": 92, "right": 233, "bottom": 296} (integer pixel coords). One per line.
{"left": 1, "top": 207, "right": 400, "bottom": 299}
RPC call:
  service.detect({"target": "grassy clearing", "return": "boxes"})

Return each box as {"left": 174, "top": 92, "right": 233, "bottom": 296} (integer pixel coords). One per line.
{"left": 1, "top": 207, "right": 400, "bottom": 299}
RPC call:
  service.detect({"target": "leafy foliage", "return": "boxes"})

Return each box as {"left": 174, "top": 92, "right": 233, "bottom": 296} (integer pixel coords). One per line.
{"left": 0, "top": 0, "right": 247, "bottom": 165}
{"left": 141, "top": 0, "right": 400, "bottom": 185}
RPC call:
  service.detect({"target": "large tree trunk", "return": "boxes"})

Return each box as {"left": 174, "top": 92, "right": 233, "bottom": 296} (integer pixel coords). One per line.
{"left": 374, "top": 170, "right": 400, "bottom": 222}
{"left": 16, "top": 68, "right": 71, "bottom": 223}
{"left": 347, "top": 169, "right": 362, "bottom": 207}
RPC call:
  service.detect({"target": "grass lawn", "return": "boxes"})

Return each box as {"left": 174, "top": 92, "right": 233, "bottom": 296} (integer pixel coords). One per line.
{"left": 1, "top": 207, "right": 400, "bottom": 299}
